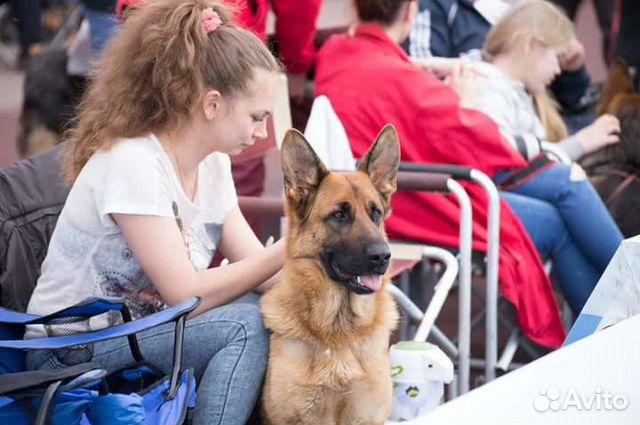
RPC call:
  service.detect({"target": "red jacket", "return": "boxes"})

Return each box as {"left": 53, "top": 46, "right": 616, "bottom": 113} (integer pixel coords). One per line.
{"left": 315, "top": 24, "right": 565, "bottom": 348}
{"left": 231, "top": 0, "right": 322, "bottom": 74}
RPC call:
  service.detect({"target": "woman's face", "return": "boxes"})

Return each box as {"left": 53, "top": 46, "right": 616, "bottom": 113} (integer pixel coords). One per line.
{"left": 523, "top": 39, "right": 563, "bottom": 93}
{"left": 210, "top": 69, "right": 279, "bottom": 155}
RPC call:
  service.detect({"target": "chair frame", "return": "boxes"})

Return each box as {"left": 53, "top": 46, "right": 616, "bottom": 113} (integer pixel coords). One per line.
{"left": 0, "top": 297, "right": 200, "bottom": 424}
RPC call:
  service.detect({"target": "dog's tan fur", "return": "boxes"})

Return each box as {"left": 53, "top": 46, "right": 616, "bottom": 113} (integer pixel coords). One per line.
{"left": 261, "top": 126, "right": 401, "bottom": 425}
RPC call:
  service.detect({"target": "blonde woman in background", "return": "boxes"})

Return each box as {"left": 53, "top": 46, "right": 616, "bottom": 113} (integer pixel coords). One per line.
{"left": 471, "top": 0, "right": 622, "bottom": 316}
{"left": 475, "top": 0, "right": 619, "bottom": 160}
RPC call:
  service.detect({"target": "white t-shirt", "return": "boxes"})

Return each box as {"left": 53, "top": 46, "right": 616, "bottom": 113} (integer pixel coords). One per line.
{"left": 25, "top": 134, "right": 237, "bottom": 338}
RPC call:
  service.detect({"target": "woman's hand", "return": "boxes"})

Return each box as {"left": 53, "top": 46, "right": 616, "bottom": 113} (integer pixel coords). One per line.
{"left": 558, "top": 38, "right": 586, "bottom": 72}
{"left": 411, "top": 56, "right": 484, "bottom": 79}
{"left": 411, "top": 57, "right": 484, "bottom": 108}
{"left": 445, "top": 62, "right": 482, "bottom": 109}
{"left": 575, "top": 114, "right": 621, "bottom": 153}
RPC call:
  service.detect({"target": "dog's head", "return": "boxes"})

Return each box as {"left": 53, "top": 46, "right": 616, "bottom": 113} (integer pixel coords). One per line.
{"left": 281, "top": 125, "right": 400, "bottom": 295}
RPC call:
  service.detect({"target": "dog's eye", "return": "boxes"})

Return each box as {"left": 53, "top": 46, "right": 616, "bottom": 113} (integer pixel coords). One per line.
{"left": 328, "top": 202, "right": 352, "bottom": 223}
{"left": 332, "top": 210, "right": 347, "bottom": 221}
{"left": 371, "top": 206, "right": 383, "bottom": 222}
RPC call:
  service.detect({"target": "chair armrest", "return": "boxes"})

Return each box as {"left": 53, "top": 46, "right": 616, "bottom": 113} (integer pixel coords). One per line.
{"left": 0, "top": 297, "right": 126, "bottom": 325}
{"left": 398, "top": 162, "right": 474, "bottom": 181}
{"left": 0, "top": 297, "right": 200, "bottom": 350}
{"left": 397, "top": 170, "right": 450, "bottom": 192}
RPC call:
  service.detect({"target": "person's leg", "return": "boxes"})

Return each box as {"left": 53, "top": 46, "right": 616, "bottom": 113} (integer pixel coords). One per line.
{"left": 89, "top": 302, "right": 268, "bottom": 425}
{"left": 9, "top": 0, "right": 43, "bottom": 58}
{"left": 501, "top": 191, "right": 601, "bottom": 315}
{"left": 505, "top": 163, "right": 622, "bottom": 272}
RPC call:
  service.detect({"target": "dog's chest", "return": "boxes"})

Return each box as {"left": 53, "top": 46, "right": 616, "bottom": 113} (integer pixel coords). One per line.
{"left": 277, "top": 329, "right": 388, "bottom": 389}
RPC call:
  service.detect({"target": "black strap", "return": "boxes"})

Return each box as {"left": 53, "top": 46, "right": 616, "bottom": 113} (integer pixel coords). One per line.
{"left": 514, "top": 135, "right": 528, "bottom": 158}
{"left": 498, "top": 154, "right": 553, "bottom": 191}
{"left": 0, "top": 362, "right": 98, "bottom": 395}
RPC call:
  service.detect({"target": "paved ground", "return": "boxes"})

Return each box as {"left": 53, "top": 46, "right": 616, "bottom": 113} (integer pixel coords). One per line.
{"left": 0, "top": 69, "right": 22, "bottom": 166}
{"left": 0, "top": 0, "right": 609, "bottom": 168}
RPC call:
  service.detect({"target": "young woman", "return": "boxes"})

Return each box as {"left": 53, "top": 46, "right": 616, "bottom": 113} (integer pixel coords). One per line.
{"left": 475, "top": 0, "right": 620, "bottom": 162}
{"left": 315, "top": 0, "right": 622, "bottom": 348}
{"left": 472, "top": 0, "right": 623, "bottom": 314}
{"left": 24, "top": 1, "right": 284, "bottom": 424}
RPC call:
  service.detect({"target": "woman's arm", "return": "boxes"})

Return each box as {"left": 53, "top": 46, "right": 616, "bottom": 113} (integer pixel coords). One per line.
{"left": 113, "top": 206, "right": 284, "bottom": 316}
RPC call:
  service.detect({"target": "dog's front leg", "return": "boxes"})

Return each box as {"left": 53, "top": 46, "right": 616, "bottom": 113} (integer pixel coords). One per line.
{"left": 338, "top": 373, "right": 393, "bottom": 425}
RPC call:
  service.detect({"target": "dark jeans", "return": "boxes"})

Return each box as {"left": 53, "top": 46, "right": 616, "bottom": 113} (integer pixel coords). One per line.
{"left": 1, "top": 0, "right": 43, "bottom": 50}
{"left": 497, "top": 163, "right": 623, "bottom": 315}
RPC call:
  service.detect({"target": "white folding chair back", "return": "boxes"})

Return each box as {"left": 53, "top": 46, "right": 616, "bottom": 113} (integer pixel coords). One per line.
{"left": 303, "top": 95, "right": 356, "bottom": 171}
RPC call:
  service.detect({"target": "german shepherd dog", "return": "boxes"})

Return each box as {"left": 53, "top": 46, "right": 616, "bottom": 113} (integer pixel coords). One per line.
{"left": 261, "top": 125, "right": 401, "bottom": 425}
{"left": 579, "top": 59, "right": 640, "bottom": 237}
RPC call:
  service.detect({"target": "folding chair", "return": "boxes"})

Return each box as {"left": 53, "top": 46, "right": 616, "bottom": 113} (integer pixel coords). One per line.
{"left": 478, "top": 144, "right": 577, "bottom": 377}
{"left": 0, "top": 146, "right": 200, "bottom": 424}
{"left": 396, "top": 163, "right": 501, "bottom": 383}
{"left": 0, "top": 297, "right": 200, "bottom": 425}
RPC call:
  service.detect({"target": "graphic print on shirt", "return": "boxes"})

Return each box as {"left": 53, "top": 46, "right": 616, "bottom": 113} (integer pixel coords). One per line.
{"left": 94, "top": 236, "right": 167, "bottom": 319}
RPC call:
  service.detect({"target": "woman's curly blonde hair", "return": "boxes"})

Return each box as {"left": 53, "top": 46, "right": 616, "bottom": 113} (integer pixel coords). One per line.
{"left": 63, "top": 0, "right": 281, "bottom": 183}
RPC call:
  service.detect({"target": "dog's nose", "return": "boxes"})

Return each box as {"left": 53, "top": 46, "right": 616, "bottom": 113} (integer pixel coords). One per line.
{"left": 367, "top": 242, "right": 391, "bottom": 270}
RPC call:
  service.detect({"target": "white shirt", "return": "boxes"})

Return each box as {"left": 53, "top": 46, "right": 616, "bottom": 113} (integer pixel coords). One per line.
{"left": 473, "top": 61, "right": 583, "bottom": 161}
{"left": 25, "top": 134, "right": 237, "bottom": 338}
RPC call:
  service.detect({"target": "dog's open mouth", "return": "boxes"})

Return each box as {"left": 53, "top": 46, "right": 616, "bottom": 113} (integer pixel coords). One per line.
{"left": 327, "top": 258, "right": 384, "bottom": 295}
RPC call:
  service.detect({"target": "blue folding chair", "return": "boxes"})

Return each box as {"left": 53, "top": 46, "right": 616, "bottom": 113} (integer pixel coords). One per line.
{"left": 0, "top": 146, "right": 202, "bottom": 424}
{"left": 0, "top": 296, "right": 200, "bottom": 425}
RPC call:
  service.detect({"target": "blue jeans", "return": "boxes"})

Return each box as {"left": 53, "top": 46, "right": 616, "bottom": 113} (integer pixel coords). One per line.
{"left": 497, "top": 163, "right": 623, "bottom": 315}
{"left": 84, "top": 8, "right": 118, "bottom": 57}
{"left": 27, "top": 300, "right": 268, "bottom": 425}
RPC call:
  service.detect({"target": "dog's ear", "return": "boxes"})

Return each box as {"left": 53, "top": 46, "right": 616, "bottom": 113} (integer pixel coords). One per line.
{"left": 281, "top": 129, "right": 329, "bottom": 218}
{"left": 358, "top": 124, "right": 400, "bottom": 212}
{"left": 598, "top": 59, "right": 635, "bottom": 115}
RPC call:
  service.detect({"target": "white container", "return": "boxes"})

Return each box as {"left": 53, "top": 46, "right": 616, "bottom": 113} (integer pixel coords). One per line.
{"left": 388, "top": 341, "right": 454, "bottom": 421}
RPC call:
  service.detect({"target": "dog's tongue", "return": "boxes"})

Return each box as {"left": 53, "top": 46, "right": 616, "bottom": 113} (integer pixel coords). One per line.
{"left": 360, "top": 275, "right": 383, "bottom": 292}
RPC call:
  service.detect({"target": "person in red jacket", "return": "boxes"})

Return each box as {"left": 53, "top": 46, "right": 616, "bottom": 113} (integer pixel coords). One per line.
{"left": 315, "top": 0, "right": 621, "bottom": 349}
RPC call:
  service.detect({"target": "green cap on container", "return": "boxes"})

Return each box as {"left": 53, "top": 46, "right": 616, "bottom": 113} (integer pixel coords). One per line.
{"left": 394, "top": 341, "right": 436, "bottom": 352}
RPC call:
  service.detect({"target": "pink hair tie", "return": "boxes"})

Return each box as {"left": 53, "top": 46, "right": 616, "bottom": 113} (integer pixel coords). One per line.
{"left": 201, "top": 8, "right": 222, "bottom": 34}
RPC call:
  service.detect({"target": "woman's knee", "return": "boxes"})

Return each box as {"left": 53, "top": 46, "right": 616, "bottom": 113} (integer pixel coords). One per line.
{"left": 198, "top": 303, "right": 269, "bottom": 352}
{"left": 230, "top": 303, "right": 269, "bottom": 341}
{"left": 549, "top": 163, "right": 595, "bottom": 198}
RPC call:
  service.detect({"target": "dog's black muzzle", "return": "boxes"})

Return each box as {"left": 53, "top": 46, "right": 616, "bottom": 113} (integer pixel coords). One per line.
{"left": 321, "top": 242, "right": 391, "bottom": 294}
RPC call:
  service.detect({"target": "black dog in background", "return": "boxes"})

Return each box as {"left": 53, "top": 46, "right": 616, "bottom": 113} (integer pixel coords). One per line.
{"left": 18, "top": 45, "right": 86, "bottom": 158}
